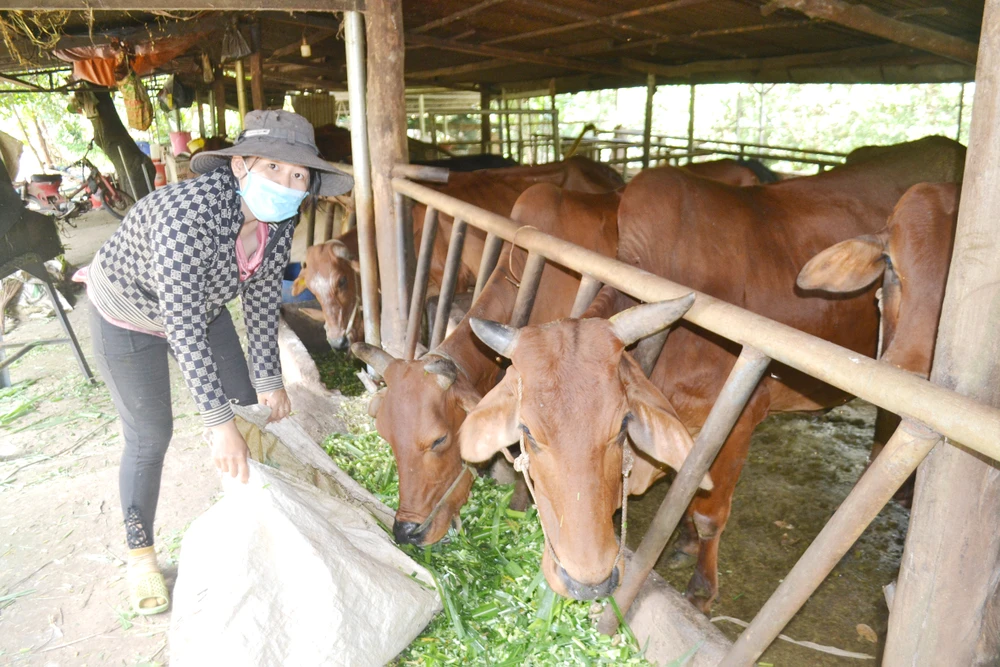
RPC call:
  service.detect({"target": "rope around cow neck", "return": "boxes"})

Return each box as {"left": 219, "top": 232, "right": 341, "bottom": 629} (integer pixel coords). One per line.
{"left": 506, "top": 376, "right": 634, "bottom": 579}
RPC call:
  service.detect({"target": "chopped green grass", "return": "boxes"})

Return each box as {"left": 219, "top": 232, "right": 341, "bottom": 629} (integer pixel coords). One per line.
{"left": 323, "top": 411, "right": 654, "bottom": 666}
{"left": 314, "top": 350, "right": 366, "bottom": 397}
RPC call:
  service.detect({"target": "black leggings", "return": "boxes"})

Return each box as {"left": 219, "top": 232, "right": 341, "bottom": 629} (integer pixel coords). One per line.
{"left": 89, "top": 306, "right": 257, "bottom": 549}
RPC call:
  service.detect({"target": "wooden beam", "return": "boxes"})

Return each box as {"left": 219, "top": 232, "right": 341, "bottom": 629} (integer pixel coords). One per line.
{"left": 615, "top": 20, "right": 812, "bottom": 54}
{"left": 407, "top": 38, "right": 615, "bottom": 80}
{"left": 884, "top": 3, "right": 1000, "bottom": 663}
{"left": 762, "top": 0, "right": 978, "bottom": 65}
{"left": 405, "top": 34, "right": 631, "bottom": 77}
{"left": 264, "top": 12, "right": 344, "bottom": 32}
{"left": 250, "top": 21, "right": 265, "bottom": 111}
{"left": 10, "top": 0, "right": 362, "bottom": 8}
{"left": 484, "top": 0, "right": 712, "bottom": 46}
{"left": 0, "top": 73, "right": 43, "bottom": 91}
{"left": 624, "top": 43, "right": 911, "bottom": 80}
{"left": 411, "top": 0, "right": 508, "bottom": 34}
{"left": 53, "top": 13, "right": 229, "bottom": 50}
{"left": 213, "top": 66, "right": 227, "bottom": 138}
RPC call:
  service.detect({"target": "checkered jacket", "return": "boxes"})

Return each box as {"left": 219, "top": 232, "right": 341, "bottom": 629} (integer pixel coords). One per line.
{"left": 88, "top": 167, "right": 293, "bottom": 427}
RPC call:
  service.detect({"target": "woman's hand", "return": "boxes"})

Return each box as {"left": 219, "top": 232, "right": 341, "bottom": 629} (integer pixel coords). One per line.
{"left": 210, "top": 420, "right": 250, "bottom": 483}
{"left": 258, "top": 388, "right": 291, "bottom": 423}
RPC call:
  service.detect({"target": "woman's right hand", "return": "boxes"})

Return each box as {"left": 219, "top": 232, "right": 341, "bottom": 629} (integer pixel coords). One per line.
{"left": 210, "top": 420, "right": 250, "bottom": 484}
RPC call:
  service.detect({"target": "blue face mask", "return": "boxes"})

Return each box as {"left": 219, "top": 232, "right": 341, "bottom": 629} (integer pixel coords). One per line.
{"left": 237, "top": 166, "right": 309, "bottom": 223}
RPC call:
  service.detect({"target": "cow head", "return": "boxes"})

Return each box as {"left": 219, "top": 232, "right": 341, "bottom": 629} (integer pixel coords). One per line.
{"left": 459, "top": 296, "right": 712, "bottom": 600}
{"left": 797, "top": 182, "right": 958, "bottom": 377}
{"left": 352, "top": 342, "right": 480, "bottom": 546}
{"left": 292, "top": 241, "right": 362, "bottom": 350}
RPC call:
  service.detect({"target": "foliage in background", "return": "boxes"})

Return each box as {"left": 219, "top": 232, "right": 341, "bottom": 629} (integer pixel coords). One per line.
{"left": 323, "top": 415, "right": 657, "bottom": 666}
{"left": 556, "top": 82, "right": 973, "bottom": 154}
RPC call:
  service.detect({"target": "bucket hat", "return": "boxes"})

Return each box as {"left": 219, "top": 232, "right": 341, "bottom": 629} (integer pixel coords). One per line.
{"left": 190, "top": 109, "right": 353, "bottom": 197}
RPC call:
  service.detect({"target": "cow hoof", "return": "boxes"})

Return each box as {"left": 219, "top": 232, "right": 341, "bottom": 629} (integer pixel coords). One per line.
{"left": 665, "top": 549, "right": 697, "bottom": 571}
{"left": 684, "top": 582, "right": 717, "bottom": 615}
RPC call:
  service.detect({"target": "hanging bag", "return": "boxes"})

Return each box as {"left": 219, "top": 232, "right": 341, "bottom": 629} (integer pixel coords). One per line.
{"left": 118, "top": 68, "right": 153, "bottom": 131}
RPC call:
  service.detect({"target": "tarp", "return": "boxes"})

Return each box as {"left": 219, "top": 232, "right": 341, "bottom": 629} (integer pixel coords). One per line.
{"left": 169, "top": 409, "right": 440, "bottom": 667}
{"left": 53, "top": 33, "right": 208, "bottom": 87}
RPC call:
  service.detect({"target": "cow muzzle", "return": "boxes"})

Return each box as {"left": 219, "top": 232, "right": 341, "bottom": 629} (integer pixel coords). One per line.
{"left": 328, "top": 334, "right": 351, "bottom": 351}
{"left": 555, "top": 559, "right": 621, "bottom": 600}
{"left": 392, "top": 519, "right": 428, "bottom": 545}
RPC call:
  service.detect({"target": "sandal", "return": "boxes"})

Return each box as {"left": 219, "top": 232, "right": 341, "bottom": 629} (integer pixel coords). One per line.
{"left": 127, "top": 546, "right": 170, "bottom": 616}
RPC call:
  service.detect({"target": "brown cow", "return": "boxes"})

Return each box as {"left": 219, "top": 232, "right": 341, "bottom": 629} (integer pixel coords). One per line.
{"left": 683, "top": 158, "right": 778, "bottom": 186}
{"left": 797, "top": 181, "right": 959, "bottom": 449}
{"left": 352, "top": 185, "right": 621, "bottom": 548}
{"left": 459, "top": 136, "right": 966, "bottom": 608}
{"left": 293, "top": 157, "right": 624, "bottom": 350}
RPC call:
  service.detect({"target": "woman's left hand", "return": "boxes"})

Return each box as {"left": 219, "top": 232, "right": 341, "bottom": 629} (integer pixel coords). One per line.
{"left": 258, "top": 388, "right": 292, "bottom": 423}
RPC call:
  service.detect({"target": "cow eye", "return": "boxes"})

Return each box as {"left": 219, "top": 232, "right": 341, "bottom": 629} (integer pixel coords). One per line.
{"left": 430, "top": 435, "right": 447, "bottom": 450}
{"left": 519, "top": 425, "right": 541, "bottom": 453}
{"left": 337, "top": 276, "right": 348, "bottom": 290}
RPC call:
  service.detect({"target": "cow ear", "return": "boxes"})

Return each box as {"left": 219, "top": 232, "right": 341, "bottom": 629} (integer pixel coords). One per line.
{"left": 291, "top": 275, "right": 308, "bottom": 296}
{"left": 797, "top": 233, "right": 888, "bottom": 293}
{"left": 350, "top": 259, "right": 361, "bottom": 274}
{"left": 459, "top": 368, "right": 520, "bottom": 462}
{"left": 621, "top": 355, "right": 712, "bottom": 491}
{"left": 367, "top": 388, "right": 386, "bottom": 418}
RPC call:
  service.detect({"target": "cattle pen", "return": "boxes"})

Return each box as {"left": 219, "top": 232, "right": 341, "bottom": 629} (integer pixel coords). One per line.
{"left": 1, "top": 0, "right": 998, "bottom": 665}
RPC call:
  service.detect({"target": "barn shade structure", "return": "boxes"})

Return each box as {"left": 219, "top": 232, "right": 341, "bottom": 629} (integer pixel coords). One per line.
{"left": 2, "top": 1, "right": 999, "bottom": 664}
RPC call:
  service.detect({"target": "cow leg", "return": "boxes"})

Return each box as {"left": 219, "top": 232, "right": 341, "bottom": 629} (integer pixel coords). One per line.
{"left": 665, "top": 511, "right": 699, "bottom": 570}
{"left": 686, "top": 391, "right": 769, "bottom": 613}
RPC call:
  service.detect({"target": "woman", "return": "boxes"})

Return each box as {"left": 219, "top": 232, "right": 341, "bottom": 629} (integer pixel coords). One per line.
{"left": 85, "top": 110, "right": 352, "bottom": 615}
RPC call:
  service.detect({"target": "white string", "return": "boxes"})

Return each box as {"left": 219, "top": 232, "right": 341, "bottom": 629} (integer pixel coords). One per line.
{"left": 711, "top": 616, "right": 876, "bottom": 660}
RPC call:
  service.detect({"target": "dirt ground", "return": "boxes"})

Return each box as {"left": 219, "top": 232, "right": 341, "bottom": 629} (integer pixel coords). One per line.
{"left": 1, "top": 210, "right": 219, "bottom": 667}
{"left": 629, "top": 400, "right": 907, "bottom": 666}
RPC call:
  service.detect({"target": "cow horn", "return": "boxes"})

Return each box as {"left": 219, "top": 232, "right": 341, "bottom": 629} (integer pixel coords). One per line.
{"left": 351, "top": 342, "right": 394, "bottom": 377}
{"left": 424, "top": 357, "right": 457, "bottom": 390}
{"left": 470, "top": 318, "right": 519, "bottom": 358}
{"left": 609, "top": 294, "right": 696, "bottom": 346}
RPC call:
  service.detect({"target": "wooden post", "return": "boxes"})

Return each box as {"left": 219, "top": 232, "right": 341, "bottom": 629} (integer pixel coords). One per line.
{"left": 250, "top": 21, "right": 265, "bottom": 111}
{"left": 549, "top": 81, "right": 561, "bottom": 161}
{"left": 213, "top": 67, "right": 227, "bottom": 138}
{"left": 884, "top": 4, "right": 1000, "bottom": 664}
{"left": 480, "top": 86, "right": 491, "bottom": 154}
{"left": 404, "top": 206, "right": 439, "bottom": 361}
{"left": 418, "top": 94, "right": 427, "bottom": 140}
{"left": 473, "top": 233, "right": 504, "bottom": 300}
{"left": 235, "top": 59, "right": 248, "bottom": 126}
{"left": 642, "top": 73, "right": 656, "bottom": 169}
{"left": 431, "top": 219, "right": 467, "bottom": 348}
{"left": 509, "top": 252, "right": 546, "bottom": 327}
{"left": 956, "top": 81, "right": 966, "bottom": 142}
{"left": 196, "top": 88, "right": 206, "bottom": 138}
{"left": 570, "top": 275, "right": 603, "bottom": 318}
{"left": 365, "top": 0, "right": 410, "bottom": 352}
{"left": 686, "top": 85, "right": 696, "bottom": 164}
{"left": 345, "top": 11, "right": 381, "bottom": 347}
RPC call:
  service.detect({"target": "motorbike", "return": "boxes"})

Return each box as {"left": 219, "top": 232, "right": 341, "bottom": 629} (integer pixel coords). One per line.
{"left": 20, "top": 142, "right": 135, "bottom": 222}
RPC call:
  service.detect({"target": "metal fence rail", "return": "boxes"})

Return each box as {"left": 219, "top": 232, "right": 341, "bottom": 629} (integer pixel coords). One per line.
{"left": 383, "top": 174, "right": 1000, "bottom": 664}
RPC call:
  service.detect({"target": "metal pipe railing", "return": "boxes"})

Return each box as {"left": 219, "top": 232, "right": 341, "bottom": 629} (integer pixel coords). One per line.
{"left": 390, "top": 175, "right": 1000, "bottom": 461}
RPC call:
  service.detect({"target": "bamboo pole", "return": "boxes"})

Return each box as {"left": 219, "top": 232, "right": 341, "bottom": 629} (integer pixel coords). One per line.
{"left": 474, "top": 233, "right": 504, "bottom": 300}
{"left": 431, "top": 219, "right": 467, "bottom": 348}
{"left": 213, "top": 67, "right": 226, "bottom": 138}
{"left": 480, "top": 87, "right": 492, "bottom": 155}
{"left": 721, "top": 421, "right": 941, "bottom": 665}
{"left": 509, "top": 252, "right": 546, "bottom": 327}
{"left": 345, "top": 12, "right": 381, "bottom": 347}
{"left": 404, "top": 206, "right": 439, "bottom": 360}
{"left": 250, "top": 20, "right": 265, "bottom": 111}
{"left": 390, "top": 176, "right": 1000, "bottom": 459}
{"left": 235, "top": 60, "right": 248, "bottom": 126}
{"left": 598, "top": 346, "right": 772, "bottom": 635}
{"left": 686, "top": 85, "right": 696, "bottom": 165}
{"left": 569, "top": 274, "right": 602, "bottom": 318}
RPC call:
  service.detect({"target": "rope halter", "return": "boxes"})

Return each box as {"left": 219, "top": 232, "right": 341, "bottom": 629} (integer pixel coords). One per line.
{"left": 507, "top": 376, "right": 634, "bottom": 578}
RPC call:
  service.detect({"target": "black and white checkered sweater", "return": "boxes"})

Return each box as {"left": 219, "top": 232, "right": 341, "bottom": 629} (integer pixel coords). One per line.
{"left": 88, "top": 167, "right": 293, "bottom": 427}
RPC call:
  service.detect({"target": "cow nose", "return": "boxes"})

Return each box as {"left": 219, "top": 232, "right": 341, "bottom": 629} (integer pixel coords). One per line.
{"left": 556, "top": 562, "right": 620, "bottom": 600}
{"left": 393, "top": 520, "right": 426, "bottom": 545}
{"left": 329, "top": 335, "right": 350, "bottom": 351}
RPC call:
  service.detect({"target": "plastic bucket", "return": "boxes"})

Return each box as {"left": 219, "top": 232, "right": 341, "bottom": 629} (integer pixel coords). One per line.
{"left": 169, "top": 131, "right": 193, "bottom": 157}
{"left": 282, "top": 263, "right": 315, "bottom": 303}
{"left": 153, "top": 161, "right": 167, "bottom": 188}
{"left": 136, "top": 141, "right": 151, "bottom": 156}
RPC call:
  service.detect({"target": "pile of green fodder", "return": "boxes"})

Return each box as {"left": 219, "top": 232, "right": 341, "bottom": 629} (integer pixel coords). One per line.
{"left": 323, "top": 406, "right": 658, "bottom": 666}
{"left": 313, "top": 349, "right": 367, "bottom": 397}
